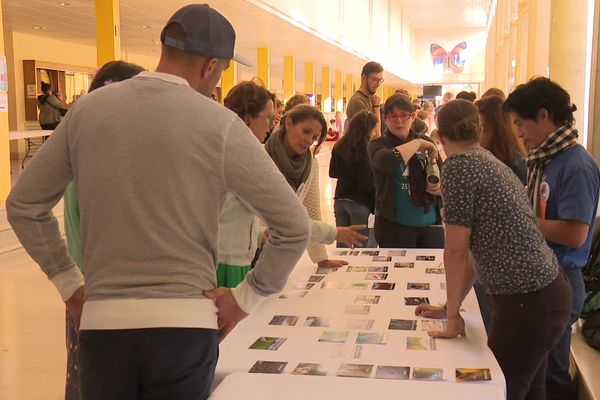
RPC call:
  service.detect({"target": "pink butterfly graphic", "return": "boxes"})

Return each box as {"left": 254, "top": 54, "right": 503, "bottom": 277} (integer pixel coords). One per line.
{"left": 430, "top": 42, "right": 467, "bottom": 73}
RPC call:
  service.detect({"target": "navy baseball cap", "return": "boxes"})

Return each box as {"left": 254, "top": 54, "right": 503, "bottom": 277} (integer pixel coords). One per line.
{"left": 160, "top": 4, "right": 251, "bottom": 66}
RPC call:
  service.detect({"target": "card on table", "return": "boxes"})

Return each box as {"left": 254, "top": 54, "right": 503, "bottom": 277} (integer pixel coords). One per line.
{"left": 388, "top": 319, "right": 418, "bottom": 331}
{"left": 372, "top": 256, "right": 392, "bottom": 262}
{"left": 291, "top": 362, "right": 328, "bottom": 376}
{"left": 249, "top": 360, "right": 288, "bottom": 374}
{"left": 279, "top": 291, "right": 308, "bottom": 299}
{"left": 387, "top": 250, "right": 407, "bottom": 257}
{"left": 372, "top": 282, "right": 395, "bottom": 290}
{"left": 319, "top": 330, "right": 349, "bottom": 343}
{"left": 346, "top": 266, "right": 368, "bottom": 272}
{"left": 344, "top": 305, "right": 370, "bottom": 315}
{"left": 421, "top": 320, "right": 447, "bottom": 332}
{"left": 416, "top": 255, "right": 436, "bottom": 261}
{"left": 455, "top": 368, "right": 492, "bottom": 382}
{"left": 354, "top": 295, "right": 380, "bottom": 304}
{"left": 321, "top": 281, "right": 348, "bottom": 289}
{"left": 249, "top": 336, "right": 287, "bottom": 351}
{"left": 407, "top": 337, "right": 437, "bottom": 351}
{"left": 368, "top": 266, "right": 388, "bottom": 272}
{"left": 304, "top": 316, "right": 333, "bottom": 327}
{"left": 361, "top": 250, "right": 380, "bottom": 256}
{"left": 336, "top": 363, "right": 374, "bottom": 378}
{"left": 356, "top": 332, "right": 387, "bottom": 345}
{"left": 404, "top": 297, "right": 430, "bottom": 306}
{"left": 407, "top": 282, "right": 430, "bottom": 290}
{"left": 349, "top": 282, "right": 371, "bottom": 290}
{"left": 394, "top": 262, "right": 415, "bottom": 269}
{"left": 365, "top": 273, "right": 388, "bottom": 280}
{"left": 328, "top": 344, "right": 362, "bottom": 358}
{"left": 345, "top": 318, "right": 375, "bottom": 330}
{"left": 412, "top": 367, "right": 444, "bottom": 381}
{"left": 316, "top": 266, "right": 339, "bottom": 274}
{"left": 268, "top": 315, "right": 299, "bottom": 326}
{"left": 375, "top": 365, "right": 410, "bottom": 380}
{"left": 425, "top": 268, "right": 445, "bottom": 274}
{"left": 307, "top": 275, "right": 325, "bottom": 283}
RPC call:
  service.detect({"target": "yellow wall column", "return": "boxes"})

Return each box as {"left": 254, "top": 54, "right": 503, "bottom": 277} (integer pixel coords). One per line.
{"left": 526, "top": 0, "right": 551, "bottom": 78}
{"left": 549, "top": 0, "right": 588, "bottom": 143}
{"left": 257, "top": 47, "right": 270, "bottom": 89}
{"left": 283, "top": 55, "right": 295, "bottom": 101}
{"left": 221, "top": 62, "right": 237, "bottom": 101}
{"left": 321, "top": 66, "right": 331, "bottom": 113}
{"left": 334, "top": 71, "right": 343, "bottom": 112}
{"left": 0, "top": 0, "right": 10, "bottom": 206}
{"left": 515, "top": 0, "right": 529, "bottom": 85}
{"left": 345, "top": 74, "right": 354, "bottom": 108}
{"left": 95, "top": 0, "right": 121, "bottom": 66}
{"left": 376, "top": 83, "right": 384, "bottom": 104}
{"left": 590, "top": 0, "right": 600, "bottom": 159}
{"left": 304, "top": 62, "right": 315, "bottom": 96}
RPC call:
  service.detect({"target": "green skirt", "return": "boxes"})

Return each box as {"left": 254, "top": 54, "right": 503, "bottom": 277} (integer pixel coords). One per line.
{"left": 216, "top": 263, "right": 252, "bottom": 288}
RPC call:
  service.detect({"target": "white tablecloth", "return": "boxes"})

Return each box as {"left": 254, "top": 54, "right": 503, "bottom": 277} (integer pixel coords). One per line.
{"left": 211, "top": 248, "right": 506, "bottom": 399}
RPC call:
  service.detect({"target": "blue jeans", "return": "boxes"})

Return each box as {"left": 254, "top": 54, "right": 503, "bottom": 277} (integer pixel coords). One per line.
{"left": 334, "top": 199, "right": 376, "bottom": 248}
{"left": 546, "top": 268, "right": 585, "bottom": 388}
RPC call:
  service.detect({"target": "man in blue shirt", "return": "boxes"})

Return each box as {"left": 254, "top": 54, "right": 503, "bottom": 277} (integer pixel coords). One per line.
{"left": 504, "top": 77, "right": 600, "bottom": 400}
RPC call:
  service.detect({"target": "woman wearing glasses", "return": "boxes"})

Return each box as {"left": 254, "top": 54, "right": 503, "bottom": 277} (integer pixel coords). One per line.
{"left": 368, "top": 94, "right": 444, "bottom": 248}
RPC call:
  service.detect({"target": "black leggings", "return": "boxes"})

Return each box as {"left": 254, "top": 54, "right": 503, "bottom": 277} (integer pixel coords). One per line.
{"left": 374, "top": 216, "right": 444, "bottom": 248}
{"left": 488, "top": 269, "right": 572, "bottom": 400}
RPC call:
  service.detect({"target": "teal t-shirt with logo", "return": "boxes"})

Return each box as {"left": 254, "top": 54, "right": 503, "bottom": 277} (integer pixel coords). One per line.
{"left": 392, "top": 154, "right": 438, "bottom": 227}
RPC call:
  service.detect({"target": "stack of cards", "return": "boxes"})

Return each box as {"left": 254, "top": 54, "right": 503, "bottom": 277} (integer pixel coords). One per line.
{"left": 372, "top": 282, "right": 395, "bottom": 290}
{"left": 412, "top": 367, "right": 443, "bottom": 381}
{"left": 416, "top": 255, "right": 436, "bottom": 261}
{"left": 394, "top": 262, "right": 414, "bottom": 269}
{"left": 356, "top": 332, "right": 387, "bottom": 344}
{"left": 407, "top": 282, "right": 430, "bottom": 290}
{"left": 404, "top": 297, "right": 430, "bottom": 306}
{"left": 319, "top": 331, "right": 349, "bottom": 343}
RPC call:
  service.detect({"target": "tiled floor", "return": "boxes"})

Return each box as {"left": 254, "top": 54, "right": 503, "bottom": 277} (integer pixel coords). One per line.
{"left": 0, "top": 142, "right": 338, "bottom": 399}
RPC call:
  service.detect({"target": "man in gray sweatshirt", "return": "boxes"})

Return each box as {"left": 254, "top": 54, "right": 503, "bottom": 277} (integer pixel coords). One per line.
{"left": 7, "top": 5, "right": 310, "bottom": 400}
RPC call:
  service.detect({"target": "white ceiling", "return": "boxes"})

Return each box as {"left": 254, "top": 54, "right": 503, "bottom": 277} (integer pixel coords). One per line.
{"left": 1, "top": 0, "right": 492, "bottom": 89}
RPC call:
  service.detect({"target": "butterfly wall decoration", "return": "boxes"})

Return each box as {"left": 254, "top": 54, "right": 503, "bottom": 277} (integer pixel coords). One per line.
{"left": 430, "top": 42, "right": 467, "bottom": 73}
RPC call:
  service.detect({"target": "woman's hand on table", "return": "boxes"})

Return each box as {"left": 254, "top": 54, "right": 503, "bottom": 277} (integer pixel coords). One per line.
{"left": 428, "top": 315, "right": 466, "bottom": 339}
{"left": 336, "top": 225, "right": 368, "bottom": 247}
{"left": 415, "top": 304, "right": 446, "bottom": 319}
{"left": 318, "top": 259, "right": 349, "bottom": 268}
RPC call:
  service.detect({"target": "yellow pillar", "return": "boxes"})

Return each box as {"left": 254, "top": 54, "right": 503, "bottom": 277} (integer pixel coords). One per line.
{"left": 334, "top": 71, "right": 343, "bottom": 112}
{"left": 345, "top": 74, "right": 354, "bottom": 108}
{"left": 304, "top": 62, "right": 315, "bottom": 97}
{"left": 283, "top": 56, "right": 295, "bottom": 101}
{"left": 221, "top": 62, "right": 237, "bottom": 101}
{"left": 321, "top": 66, "right": 331, "bottom": 113}
{"left": 590, "top": 0, "right": 600, "bottom": 158}
{"left": 95, "top": 0, "right": 121, "bottom": 66}
{"left": 0, "top": 0, "right": 9, "bottom": 206}
{"left": 549, "top": 0, "right": 588, "bottom": 143}
{"left": 257, "top": 47, "right": 270, "bottom": 89}
{"left": 526, "top": 0, "right": 551, "bottom": 78}
{"left": 376, "top": 83, "right": 384, "bottom": 104}
{"left": 515, "top": 0, "right": 529, "bottom": 85}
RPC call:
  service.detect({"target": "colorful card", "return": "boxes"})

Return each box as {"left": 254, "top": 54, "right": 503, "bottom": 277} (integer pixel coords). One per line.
{"left": 336, "top": 250, "right": 349, "bottom": 256}
{"left": 249, "top": 360, "right": 287, "bottom": 374}
{"left": 407, "top": 282, "right": 430, "bottom": 290}
{"left": 368, "top": 266, "right": 388, "bottom": 272}
{"left": 292, "top": 282, "right": 315, "bottom": 290}
{"left": 388, "top": 319, "right": 418, "bottom": 331}
{"left": 425, "top": 268, "right": 445, "bottom": 274}
{"left": 416, "top": 255, "right": 436, "bottom": 261}
{"left": 365, "top": 273, "right": 388, "bottom": 280}
{"left": 268, "top": 315, "right": 299, "bottom": 326}
{"left": 279, "top": 291, "right": 308, "bottom": 299}
{"left": 304, "top": 316, "right": 333, "bottom": 327}
{"left": 404, "top": 297, "right": 430, "bottom": 306}
{"left": 455, "top": 368, "right": 492, "bottom": 382}
{"left": 321, "top": 281, "right": 348, "bottom": 289}
{"left": 349, "top": 282, "right": 371, "bottom": 290}
{"left": 319, "top": 330, "right": 349, "bottom": 343}
{"left": 345, "top": 318, "right": 375, "bottom": 330}
{"left": 412, "top": 367, "right": 444, "bottom": 381}
{"left": 372, "top": 282, "right": 395, "bottom": 290}
{"left": 421, "top": 320, "right": 447, "bottom": 332}
{"left": 354, "top": 295, "right": 380, "bottom": 304}
{"left": 394, "top": 262, "right": 415, "bottom": 269}
{"left": 387, "top": 250, "right": 407, "bottom": 257}
{"left": 336, "top": 363, "right": 374, "bottom": 378}
{"left": 291, "top": 362, "right": 328, "bottom": 376}
{"left": 407, "top": 337, "right": 437, "bottom": 350}
{"left": 328, "top": 344, "right": 362, "bottom": 358}
{"left": 356, "top": 332, "right": 387, "bottom": 345}
{"left": 344, "top": 305, "right": 370, "bottom": 315}
{"left": 361, "top": 250, "right": 380, "bottom": 256}
{"left": 375, "top": 365, "right": 410, "bottom": 380}
{"left": 316, "top": 266, "right": 339, "bottom": 274}
{"left": 373, "top": 256, "right": 392, "bottom": 262}
{"left": 249, "top": 336, "right": 287, "bottom": 351}
{"left": 346, "top": 266, "right": 368, "bottom": 272}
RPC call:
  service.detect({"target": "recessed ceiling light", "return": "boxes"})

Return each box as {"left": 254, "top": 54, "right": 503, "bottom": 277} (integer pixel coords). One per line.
{"left": 33, "top": 26, "right": 47, "bottom": 30}
{"left": 141, "top": 25, "right": 151, "bottom": 29}
{"left": 58, "top": 2, "right": 70, "bottom": 6}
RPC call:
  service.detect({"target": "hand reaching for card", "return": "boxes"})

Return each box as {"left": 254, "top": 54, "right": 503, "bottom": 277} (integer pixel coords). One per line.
{"left": 318, "top": 259, "right": 349, "bottom": 268}
{"left": 336, "top": 225, "right": 368, "bottom": 247}
{"left": 203, "top": 287, "right": 249, "bottom": 343}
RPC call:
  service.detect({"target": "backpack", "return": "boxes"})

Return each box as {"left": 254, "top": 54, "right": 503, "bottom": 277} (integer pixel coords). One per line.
{"left": 581, "top": 217, "right": 600, "bottom": 350}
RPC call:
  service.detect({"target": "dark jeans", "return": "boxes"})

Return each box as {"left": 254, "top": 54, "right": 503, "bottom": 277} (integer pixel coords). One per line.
{"left": 546, "top": 268, "right": 586, "bottom": 399}
{"left": 374, "top": 216, "right": 444, "bottom": 248}
{"left": 40, "top": 122, "right": 58, "bottom": 141}
{"left": 79, "top": 328, "right": 218, "bottom": 400}
{"left": 488, "top": 269, "right": 572, "bottom": 400}
{"left": 334, "top": 199, "right": 376, "bottom": 247}
{"left": 65, "top": 311, "right": 81, "bottom": 400}
{"left": 475, "top": 281, "right": 492, "bottom": 334}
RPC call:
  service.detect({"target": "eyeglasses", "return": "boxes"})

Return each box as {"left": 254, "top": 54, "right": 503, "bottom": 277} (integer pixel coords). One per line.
{"left": 386, "top": 112, "right": 414, "bottom": 122}
{"left": 369, "top": 76, "right": 384, "bottom": 84}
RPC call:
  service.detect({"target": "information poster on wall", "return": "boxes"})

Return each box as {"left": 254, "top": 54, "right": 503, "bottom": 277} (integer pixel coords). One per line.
{"left": 0, "top": 55, "right": 7, "bottom": 91}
